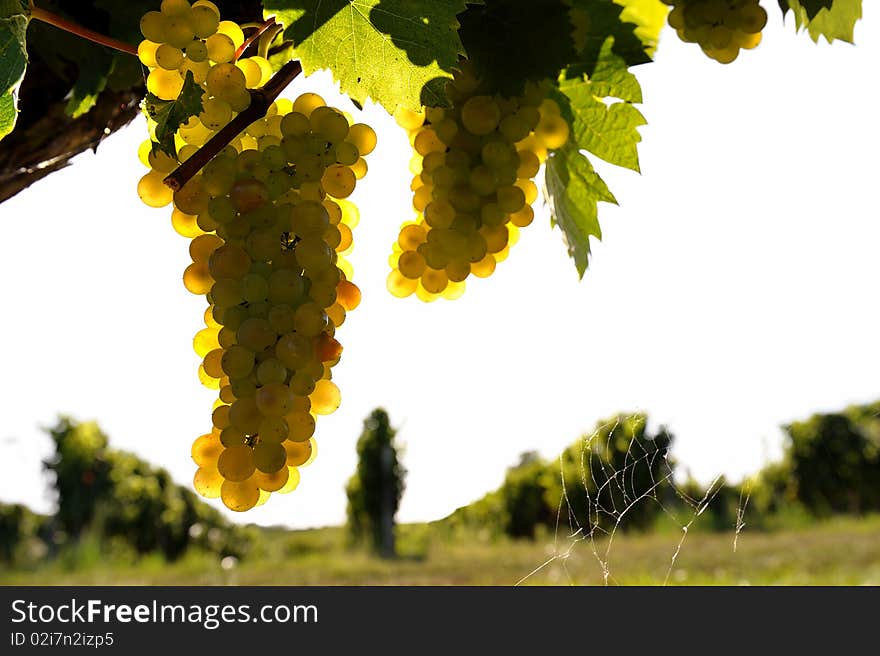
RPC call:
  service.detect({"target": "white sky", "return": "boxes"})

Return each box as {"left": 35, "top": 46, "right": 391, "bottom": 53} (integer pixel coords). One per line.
{"left": 1, "top": 8, "right": 878, "bottom": 529}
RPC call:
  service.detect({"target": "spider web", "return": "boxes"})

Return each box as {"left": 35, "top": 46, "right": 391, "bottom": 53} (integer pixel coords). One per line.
{"left": 515, "top": 415, "right": 751, "bottom": 586}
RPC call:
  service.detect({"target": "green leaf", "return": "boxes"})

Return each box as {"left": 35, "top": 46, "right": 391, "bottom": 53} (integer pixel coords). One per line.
{"left": 544, "top": 142, "right": 617, "bottom": 277}
{"left": 777, "top": 0, "right": 833, "bottom": 22}
{"left": 0, "top": 10, "right": 27, "bottom": 141}
{"left": 780, "top": 0, "right": 862, "bottom": 43}
{"left": 142, "top": 71, "right": 205, "bottom": 157}
{"left": 613, "top": 0, "right": 669, "bottom": 57}
{"left": 0, "top": 90, "right": 14, "bottom": 138}
{"left": 457, "top": 0, "right": 576, "bottom": 97}
{"left": 93, "top": 0, "right": 157, "bottom": 43}
{"left": 567, "top": 0, "right": 652, "bottom": 80}
{"left": 65, "top": 50, "right": 114, "bottom": 119}
{"left": 26, "top": 20, "right": 117, "bottom": 119}
{"left": 0, "top": 1, "right": 27, "bottom": 18}
{"left": 263, "top": 0, "right": 469, "bottom": 113}
{"left": 553, "top": 45, "right": 647, "bottom": 172}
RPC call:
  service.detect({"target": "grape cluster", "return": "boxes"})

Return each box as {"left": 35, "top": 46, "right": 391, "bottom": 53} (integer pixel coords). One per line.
{"left": 387, "top": 61, "right": 569, "bottom": 302}
{"left": 134, "top": 1, "right": 376, "bottom": 512}
{"left": 663, "top": 0, "right": 767, "bottom": 63}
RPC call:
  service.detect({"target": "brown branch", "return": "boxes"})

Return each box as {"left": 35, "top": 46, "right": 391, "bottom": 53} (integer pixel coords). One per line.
{"left": 30, "top": 6, "right": 138, "bottom": 56}
{"left": 234, "top": 16, "right": 277, "bottom": 61}
{"left": 163, "top": 60, "right": 303, "bottom": 192}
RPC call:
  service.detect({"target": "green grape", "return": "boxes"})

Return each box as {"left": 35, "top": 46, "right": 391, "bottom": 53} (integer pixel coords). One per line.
{"left": 203, "top": 349, "right": 224, "bottom": 378}
{"left": 314, "top": 108, "right": 350, "bottom": 143}
{"left": 253, "top": 467, "right": 289, "bottom": 492}
{"left": 253, "top": 443, "right": 287, "bottom": 473}
{"left": 206, "top": 33, "right": 235, "bottom": 63}
{"left": 398, "top": 250, "right": 427, "bottom": 279}
{"left": 211, "top": 403, "right": 231, "bottom": 430}
{"left": 229, "top": 397, "right": 262, "bottom": 434}
{"left": 137, "top": 171, "right": 173, "bottom": 208}
{"left": 295, "top": 237, "right": 332, "bottom": 272}
{"left": 665, "top": 0, "right": 765, "bottom": 63}
{"left": 268, "top": 268, "right": 306, "bottom": 304}
{"left": 138, "top": 39, "right": 160, "bottom": 67}
{"left": 179, "top": 58, "right": 211, "bottom": 84}
{"left": 236, "top": 58, "right": 263, "bottom": 88}
{"left": 193, "top": 327, "right": 220, "bottom": 357}
{"left": 211, "top": 278, "right": 243, "bottom": 308}
{"left": 173, "top": 177, "right": 210, "bottom": 215}
{"left": 185, "top": 39, "right": 209, "bottom": 62}
{"left": 293, "top": 302, "right": 328, "bottom": 337}
{"left": 217, "top": 20, "right": 245, "bottom": 49}
{"left": 285, "top": 411, "right": 315, "bottom": 442}
{"left": 220, "top": 424, "right": 246, "bottom": 447}
{"left": 275, "top": 333, "right": 313, "bottom": 370}
{"left": 230, "top": 178, "right": 269, "bottom": 212}
{"left": 240, "top": 272, "right": 269, "bottom": 303}
{"left": 288, "top": 370, "right": 316, "bottom": 396}
{"left": 461, "top": 95, "right": 501, "bottom": 136}
{"left": 268, "top": 304, "right": 296, "bottom": 334}
{"left": 237, "top": 317, "right": 276, "bottom": 352}
{"left": 193, "top": 467, "right": 223, "bottom": 498}
{"left": 146, "top": 69, "right": 184, "bottom": 100}
{"left": 256, "top": 359, "right": 287, "bottom": 386}
{"left": 255, "top": 382, "right": 292, "bottom": 417}
{"left": 164, "top": 13, "right": 196, "bottom": 49}
{"left": 183, "top": 262, "right": 214, "bottom": 296}
{"left": 155, "top": 43, "right": 184, "bottom": 70}
{"left": 209, "top": 243, "right": 250, "bottom": 279}
{"left": 220, "top": 479, "right": 259, "bottom": 511}
{"left": 140, "top": 11, "right": 168, "bottom": 43}
{"left": 221, "top": 345, "right": 255, "bottom": 378}
{"left": 321, "top": 165, "right": 356, "bottom": 198}
{"left": 206, "top": 62, "right": 247, "bottom": 100}
{"left": 496, "top": 185, "right": 526, "bottom": 213}
{"left": 346, "top": 123, "right": 376, "bottom": 155}
{"left": 217, "top": 445, "right": 255, "bottom": 481}
{"left": 191, "top": 432, "right": 222, "bottom": 467}
{"left": 190, "top": 5, "right": 220, "bottom": 38}
{"left": 311, "top": 379, "right": 341, "bottom": 415}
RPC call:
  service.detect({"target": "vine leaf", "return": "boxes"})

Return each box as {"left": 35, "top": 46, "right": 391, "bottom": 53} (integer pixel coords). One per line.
{"left": 567, "top": 0, "right": 653, "bottom": 80}
{"left": 779, "top": 0, "right": 862, "bottom": 43}
{"left": 555, "top": 33, "right": 648, "bottom": 172}
{"left": 65, "top": 51, "right": 114, "bottom": 119}
{"left": 612, "top": 0, "right": 670, "bottom": 57}
{"left": 545, "top": 22, "right": 648, "bottom": 277}
{"left": 457, "top": 0, "right": 576, "bottom": 98}
{"left": 777, "top": 0, "right": 833, "bottom": 22}
{"left": 544, "top": 142, "right": 617, "bottom": 277}
{"left": 0, "top": 2, "right": 28, "bottom": 141}
{"left": 142, "top": 72, "right": 205, "bottom": 157}
{"left": 262, "top": 0, "right": 470, "bottom": 113}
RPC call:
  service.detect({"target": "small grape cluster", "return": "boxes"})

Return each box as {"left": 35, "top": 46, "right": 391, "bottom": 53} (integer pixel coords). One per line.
{"left": 134, "top": 1, "right": 377, "bottom": 512}
{"left": 663, "top": 0, "right": 767, "bottom": 63}
{"left": 387, "top": 61, "right": 569, "bottom": 302}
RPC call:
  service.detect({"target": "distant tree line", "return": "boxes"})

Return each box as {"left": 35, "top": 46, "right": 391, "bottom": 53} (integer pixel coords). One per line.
{"left": 437, "top": 401, "right": 880, "bottom": 540}
{"left": 0, "top": 417, "right": 253, "bottom": 567}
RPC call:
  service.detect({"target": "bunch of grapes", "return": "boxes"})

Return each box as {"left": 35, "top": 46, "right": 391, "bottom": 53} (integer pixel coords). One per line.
{"left": 134, "top": 1, "right": 377, "bottom": 512}
{"left": 386, "top": 61, "right": 569, "bottom": 302}
{"left": 663, "top": 0, "right": 767, "bottom": 63}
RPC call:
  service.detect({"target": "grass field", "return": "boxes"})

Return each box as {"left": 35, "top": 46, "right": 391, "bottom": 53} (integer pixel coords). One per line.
{"left": 2, "top": 515, "right": 879, "bottom": 586}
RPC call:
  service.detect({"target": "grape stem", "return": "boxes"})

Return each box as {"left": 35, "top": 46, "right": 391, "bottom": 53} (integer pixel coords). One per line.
{"left": 233, "top": 16, "right": 277, "bottom": 62}
{"left": 29, "top": 4, "right": 138, "bottom": 56}
{"left": 163, "top": 60, "right": 303, "bottom": 192}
